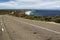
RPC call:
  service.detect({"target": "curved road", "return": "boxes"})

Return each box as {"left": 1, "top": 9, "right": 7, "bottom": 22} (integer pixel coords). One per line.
{"left": 0, "top": 15, "right": 60, "bottom": 40}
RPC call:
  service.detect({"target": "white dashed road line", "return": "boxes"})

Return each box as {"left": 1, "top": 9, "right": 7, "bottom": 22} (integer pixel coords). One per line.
{"left": 1, "top": 22, "right": 3, "bottom": 25}
{"left": 0, "top": 21, "right": 4, "bottom": 32}
{"left": 2, "top": 28, "right": 4, "bottom": 31}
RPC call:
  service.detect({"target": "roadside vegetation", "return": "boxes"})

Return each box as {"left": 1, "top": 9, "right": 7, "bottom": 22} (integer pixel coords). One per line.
{"left": 0, "top": 10, "right": 60, "bottom": 23}
{"left": 11, "top": 12, "right": 60, "bottom": 23}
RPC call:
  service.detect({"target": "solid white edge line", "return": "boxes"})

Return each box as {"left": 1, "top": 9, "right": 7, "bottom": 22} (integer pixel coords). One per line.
{"left": 14, "top": 19, "right": 60, "bottom": 34}
{"left": 6, "top": 16, "right": 60, "bottom": 34}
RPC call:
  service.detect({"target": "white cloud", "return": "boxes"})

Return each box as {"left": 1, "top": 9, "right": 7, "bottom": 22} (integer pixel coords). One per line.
{"left": 0, "top": 0, "right": 60, "bottom": 9}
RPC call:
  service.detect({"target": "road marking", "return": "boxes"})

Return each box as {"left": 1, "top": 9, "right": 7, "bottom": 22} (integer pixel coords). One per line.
{"left": 6, "top": 16, "right": 60, "bottom": 34}
{"left": 1, "top": 22, "right": 3, "bottom": 25}
{"left": 13, "top": 19, "right": 60, "bottom": 34}
{"left": 0, "top": 21, "right": 4, "bottom": 31}
{"left": 2, "top": 28, "right": 4, "bottom": 31}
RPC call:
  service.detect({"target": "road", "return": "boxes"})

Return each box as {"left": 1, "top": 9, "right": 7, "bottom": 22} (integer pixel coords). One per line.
{"left": 0, "top": 15, "right": 60, "bottom": 40}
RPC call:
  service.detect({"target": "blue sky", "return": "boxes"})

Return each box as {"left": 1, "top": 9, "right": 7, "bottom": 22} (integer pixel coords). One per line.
{"left": 0, "top": 0, "right": 60, "bottom": 9}
{"left": 0, "top": 0, "right": 9, "bottom": 2}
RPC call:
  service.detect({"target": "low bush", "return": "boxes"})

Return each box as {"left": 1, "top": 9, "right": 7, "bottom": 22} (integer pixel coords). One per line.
{"left": 54, "top": 18, "right": 60, "bottom": 23}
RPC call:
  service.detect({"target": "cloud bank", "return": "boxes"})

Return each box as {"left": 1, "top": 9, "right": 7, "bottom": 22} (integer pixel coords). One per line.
{"left": 0, "top": 0, "right": 60, "bottom": 9}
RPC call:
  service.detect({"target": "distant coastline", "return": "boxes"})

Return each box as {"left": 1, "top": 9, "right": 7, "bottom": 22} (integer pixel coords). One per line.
{"left": 25, "top": 10, "right": 60, "bottom": 16}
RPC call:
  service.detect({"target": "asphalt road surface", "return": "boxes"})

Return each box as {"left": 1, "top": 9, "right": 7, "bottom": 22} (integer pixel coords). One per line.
{"left": 0, "top": 15, "right": 60, "bottom": 40}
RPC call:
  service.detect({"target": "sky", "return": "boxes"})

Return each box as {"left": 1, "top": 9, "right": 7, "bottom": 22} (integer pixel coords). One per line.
{"left": 0, "top": 0, "right": 60, "bottom": 9}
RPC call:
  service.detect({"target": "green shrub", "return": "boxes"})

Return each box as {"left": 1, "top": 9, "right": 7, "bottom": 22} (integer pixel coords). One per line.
{"left": 45, "top": 17, "right": 52, "bottom": 21}
{"left": 54, "top": 18, "right": 60, "bottom": 23}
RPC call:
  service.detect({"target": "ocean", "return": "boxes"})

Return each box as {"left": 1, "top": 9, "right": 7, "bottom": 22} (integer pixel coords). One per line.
{"left": 29, "top": 10, "right": 60, "bottom": 16}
